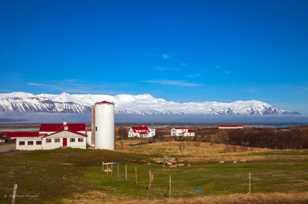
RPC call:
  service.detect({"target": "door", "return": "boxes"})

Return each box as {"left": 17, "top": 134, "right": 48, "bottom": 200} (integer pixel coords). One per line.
{"left": 63, "top": 138, "right": 67, "bottom": 147}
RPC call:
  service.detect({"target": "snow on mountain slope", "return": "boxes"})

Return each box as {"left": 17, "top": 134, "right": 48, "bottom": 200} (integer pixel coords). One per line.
{"left": 0, "top": 92, "right": 296, "bottom": 116}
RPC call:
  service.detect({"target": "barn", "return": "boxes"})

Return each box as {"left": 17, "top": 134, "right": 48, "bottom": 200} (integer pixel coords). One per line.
{"left": 128, "top": 125, "right": 156, "bottom": 138}
{"left": 2, "top": 122, "right": 87, "bottom": 151}
{"left": 170, "top": 128, "right": 195, "bottom": 137}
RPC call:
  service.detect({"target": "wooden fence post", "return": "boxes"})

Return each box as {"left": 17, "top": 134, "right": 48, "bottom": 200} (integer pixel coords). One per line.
{"left": 148, "top": 169, "right": 154, "bottom": 190}
{"left": 134, "top": 167, "right": 138, "bottom": 184}
{"left": 148, "top": 169, "right": 151, "bottom": 190}
{"left": 248, "top": 172, "right": 252, "bottom": 194}
{"left": 11, "top": 184, "right": 18, "bottom": 204}
{"left": 168, "top": 175, "right": 172, "bottom": 197}
{"left": 125, "top": 165, "right": 128, "bottom": 181}
{"left": 117, "top": 163, "right": 120, "bottom": 179}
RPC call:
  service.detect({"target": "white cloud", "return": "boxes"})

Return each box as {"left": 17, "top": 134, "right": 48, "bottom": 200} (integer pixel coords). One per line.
{"left": 215, "top": 65, "right": 232, "bottom": 75}
{"left": 162, "top": 53, "right": 170, "bottom": 60}
{"left": 144, "top": 80, "right": 202, "bottom": 87}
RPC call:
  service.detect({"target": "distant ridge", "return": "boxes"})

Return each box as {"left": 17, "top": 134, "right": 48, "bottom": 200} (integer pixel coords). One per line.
{"left": 0, "top": 92, "right": 300, "bottom": 116}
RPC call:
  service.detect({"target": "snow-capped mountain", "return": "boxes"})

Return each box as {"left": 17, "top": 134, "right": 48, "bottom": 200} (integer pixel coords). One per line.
{"left": 0, "top": 92, "right": 297, "bottom": 116}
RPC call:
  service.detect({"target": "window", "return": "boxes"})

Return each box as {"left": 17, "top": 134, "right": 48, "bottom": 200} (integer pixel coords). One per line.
{"left": 28, "top": 141, "right": 34, "bottom": 145}
{"left": 46, "top": 138, "right": 52, "bottom": 143}
{"left": 70, "top": 138, "right": 75, "bottom": 142}
{"left": 19, "top": 141, "right": 25, "bottom": 146}
{"left": 78, "top": 138, "right": 84, "bottom": 142}
{"left": 36, "top": 141, "right": 42, "bottom": 145}
{"left": 54, "top": 138, "right": 60, "bottom": 143}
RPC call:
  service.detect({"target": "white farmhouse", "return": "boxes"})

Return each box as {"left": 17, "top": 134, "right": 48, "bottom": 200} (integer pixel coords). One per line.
{"left": 2, "top": 123, "right": 87, "bottom": 151}
{"left": 128, "top": 125, "right": 156, "bottom": 138}
{"left": 170, "top": 128, "right": 195, "bottom": 137}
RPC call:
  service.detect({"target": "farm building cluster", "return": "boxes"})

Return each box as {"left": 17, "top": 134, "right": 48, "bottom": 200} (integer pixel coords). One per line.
{"left": 0, "top": 97, "right": 245, "bottom": 151}
{"left": 1, "top": 123, "right": 88, "bottom": 150}
{"left": 125, "top": 124, "right": 244, "bottom": 138}
{"left": 0, "top": 100, "right": 115, "bottom": 151}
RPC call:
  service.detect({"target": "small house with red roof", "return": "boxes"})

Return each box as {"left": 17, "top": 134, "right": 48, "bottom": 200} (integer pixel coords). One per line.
{"left": 170, "top": 128, "right": 195, "bottom": 137}
{"left": 128, "top": 125, "right": 156, "bottom": 138}
{"left": 1, "top": 122, "right": 87, "bottom": 150}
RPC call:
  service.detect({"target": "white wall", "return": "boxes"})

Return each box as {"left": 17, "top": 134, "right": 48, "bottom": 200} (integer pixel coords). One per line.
{"left": 15, "top": 131, "right": 86, "bottom": 151}
{"left": 128, "top": 129, "right": 138, "bottom": 138}
{"left": 171, "top": 128, "right": 195, "bottom": 137}
{"left": 43, "top": 131, "right": 86, "bottom": 150}
{"left": 16, "top": 137, "right": 43, "bottom": 151}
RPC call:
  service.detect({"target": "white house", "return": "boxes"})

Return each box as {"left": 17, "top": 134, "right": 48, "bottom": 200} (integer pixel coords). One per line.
{"left": 128, "top": 125, "right": 156, "bottom": 138}
{"left": 2, "top": 123, "right": 87, "bottom": 151}
{"left": 170, "top": 128, "right": 195, "bottom": 137}
{"left": 14, "top": 131, "right": 86, "bottom": 151}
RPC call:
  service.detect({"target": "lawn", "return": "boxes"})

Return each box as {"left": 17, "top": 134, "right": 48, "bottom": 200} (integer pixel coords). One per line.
{"left": 0, "top": 142, "right": 308, "bottom": 203}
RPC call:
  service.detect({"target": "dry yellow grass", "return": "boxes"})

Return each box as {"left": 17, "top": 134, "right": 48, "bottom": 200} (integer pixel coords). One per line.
{"left": 117, "top": 140, "right": 273, "bottom": 162}
{"left": 62, "top": 191, "right": 308, "bottom": 204}
{"left": 116, "top": 140, "right": 308, "bottom": 163}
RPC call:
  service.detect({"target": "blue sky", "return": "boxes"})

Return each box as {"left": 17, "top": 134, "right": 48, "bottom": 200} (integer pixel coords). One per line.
{"left": 0, "top": 0, "right": 308, "bottom": 114}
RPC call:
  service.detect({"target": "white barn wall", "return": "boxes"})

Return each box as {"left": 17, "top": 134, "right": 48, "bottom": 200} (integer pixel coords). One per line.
{"left": 43, "top": 131, "right": 86, "bottom": 150}
{"left": 16, "top": 137, "right": 42, "bottom": 151}
{"left": 15, "top": 131, "right": 86, "bottom": 151}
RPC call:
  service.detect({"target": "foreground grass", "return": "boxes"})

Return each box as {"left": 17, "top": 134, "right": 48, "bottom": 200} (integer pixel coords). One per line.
{"left": 82, "top": 161, "right": 308, "bottom": 198}
{"left": 0, "top": 142, "right": 308, "bottom": 203}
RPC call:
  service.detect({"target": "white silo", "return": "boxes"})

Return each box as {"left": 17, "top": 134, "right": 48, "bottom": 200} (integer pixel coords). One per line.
{"left": 94, "top": 101, "right": 115, "bottom": 150}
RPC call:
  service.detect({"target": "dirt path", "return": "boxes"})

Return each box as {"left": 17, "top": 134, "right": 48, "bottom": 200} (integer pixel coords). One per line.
{"left": 0, "top": 143, "right": 15, "bottom": 153}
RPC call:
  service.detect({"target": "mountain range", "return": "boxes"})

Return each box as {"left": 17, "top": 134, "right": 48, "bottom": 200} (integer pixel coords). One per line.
{"left": 0, "top": 92, "right": 299, "bottom": 116}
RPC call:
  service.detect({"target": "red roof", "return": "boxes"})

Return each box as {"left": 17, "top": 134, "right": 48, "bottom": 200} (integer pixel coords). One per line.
{"left": 95, "top": 100, "right": 114, "bottom": 105}
{"left": 39, "top": 123, "right": 86, "bottom": 132}
{"left": 1, "top": 131, "right": 41, "bottom": 138}
{"left": 131, "top": 125, "right": 150, "bottom": 134}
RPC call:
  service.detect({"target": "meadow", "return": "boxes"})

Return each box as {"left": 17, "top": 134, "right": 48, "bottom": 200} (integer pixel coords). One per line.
{"left": 1, "top": 140, "right": 308, "bottom": 203}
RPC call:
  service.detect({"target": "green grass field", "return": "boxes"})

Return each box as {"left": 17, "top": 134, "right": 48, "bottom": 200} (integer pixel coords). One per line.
{"left": 1, "top": 142, "right": 308, "bottom": 203}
